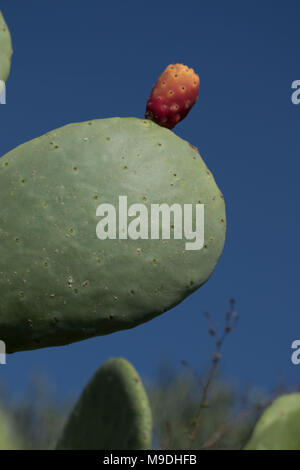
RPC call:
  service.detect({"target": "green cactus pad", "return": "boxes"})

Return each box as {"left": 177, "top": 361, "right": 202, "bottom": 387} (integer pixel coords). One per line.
{"left": 0, "top": 406, "right": 23, "bottom": 450}
{"left": 0, "top": 11, "right": 13, "bottom": 83}
{"left": 56, "top": 358, "right": 152, "bottom": 450}
{"left": 0, "top": 118, "right": 226, "bottom": 353}
{"left": 245, "top": 394, "right": 300, "bottom": 450}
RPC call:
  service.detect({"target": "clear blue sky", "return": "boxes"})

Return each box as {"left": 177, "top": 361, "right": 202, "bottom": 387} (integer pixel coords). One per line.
{"left": 1, "top": 0, "right": 300, "bottom": 400}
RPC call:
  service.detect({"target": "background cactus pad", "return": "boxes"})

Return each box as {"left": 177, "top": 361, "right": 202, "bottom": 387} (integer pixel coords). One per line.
{"left": 56, "top": 358, "right": 152, "bottom": 450}
{"left": 245, "top": 394, "right": 300, "bottom": 450}
{"left": 0, "top": 11, "right": 12, "bottom": 83}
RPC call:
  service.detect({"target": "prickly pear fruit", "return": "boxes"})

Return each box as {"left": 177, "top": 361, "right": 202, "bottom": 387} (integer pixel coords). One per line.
{"left": 56, "top": 358, "right": 152, "bottom": 450}
{"left": 145, "top": 64, "right": 199, "bottom": 129}
{"left": 0, "top": 118, "right": 225, "bottom": 353}
{"left": 0, "top": 11, "right": 13, "bottom": 83}
{"left": 245, "top": 394, "right": 300, "bottom": 450}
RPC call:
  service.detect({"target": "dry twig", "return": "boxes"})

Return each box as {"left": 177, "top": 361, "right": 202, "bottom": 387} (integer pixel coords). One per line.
{"left": 185, "top": 298, "right": 239, "bottom": 442}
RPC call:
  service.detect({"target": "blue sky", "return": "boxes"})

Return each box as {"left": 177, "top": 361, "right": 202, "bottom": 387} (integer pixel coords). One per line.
{"left": 1, "top": 0, "right": 300, "bottom": 400}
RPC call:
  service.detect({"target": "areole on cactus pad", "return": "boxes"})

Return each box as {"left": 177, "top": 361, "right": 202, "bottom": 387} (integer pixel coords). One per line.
{"left": 0, "top": 117, "right": 226, "bottom": 353}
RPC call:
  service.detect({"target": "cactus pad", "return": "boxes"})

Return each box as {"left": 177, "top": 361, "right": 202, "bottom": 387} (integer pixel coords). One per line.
{"left": 0, "top": 117, "right": 226, "bottom": 352}
{"left": 245, "top": 394, "right": 300, "bottom": 450}
{"left": 0, "top": 406, "right": 23, "bottom": 450}
{"left": 56, "top": 358, "right": 152, "bottom": 450}
{"left": 0, "top": 11, "right": 12, "bottom": 83}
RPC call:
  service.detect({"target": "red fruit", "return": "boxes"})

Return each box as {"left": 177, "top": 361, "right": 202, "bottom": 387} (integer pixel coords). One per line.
{"left": 145, "top": 64, "right": 199, "bottom": 129}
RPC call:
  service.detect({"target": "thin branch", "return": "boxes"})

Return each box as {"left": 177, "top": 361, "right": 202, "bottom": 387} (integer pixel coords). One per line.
{"left": 188, "top": 299, "right": 239, "bottom": 442}
{"left": 181, "top": 360, "right": 205, "bottom": 390}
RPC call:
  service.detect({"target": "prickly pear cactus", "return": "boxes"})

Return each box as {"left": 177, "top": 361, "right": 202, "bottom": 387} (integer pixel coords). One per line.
{"left": 245, "top": 394, "right": 300, "bottom": 450}
{"left": 0, "top": 406, "right": 23, "bottom": 450}
{"left": 0, "top": 117, "right": 226, "bottom": 353}
{"left": 0, "top": 11, "right": 13, "bottom": 83}
{"left": 56, "top": 358, "right": 152, "bottom": 450}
